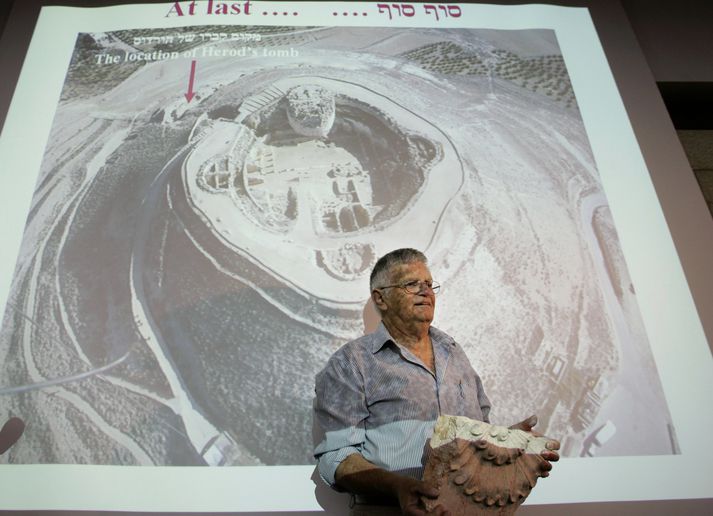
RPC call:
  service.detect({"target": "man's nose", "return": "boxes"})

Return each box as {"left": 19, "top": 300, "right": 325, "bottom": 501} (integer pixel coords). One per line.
{"left": 417, "top": 282, "right": 434, "bottom": 294}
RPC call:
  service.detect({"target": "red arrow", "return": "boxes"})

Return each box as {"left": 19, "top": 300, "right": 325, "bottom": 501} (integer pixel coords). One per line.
{"left": 185, "top": 60, "right": 197, "bottom": 103}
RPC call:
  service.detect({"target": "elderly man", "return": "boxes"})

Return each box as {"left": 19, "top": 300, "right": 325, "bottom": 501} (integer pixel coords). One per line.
{"left": 314, "top": 248, "right": 557, "bottom": 515}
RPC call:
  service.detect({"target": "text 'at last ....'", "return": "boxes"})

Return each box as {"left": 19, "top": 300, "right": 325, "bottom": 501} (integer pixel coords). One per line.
{"left": 166, "top": 1, "right": 253, "bottom": 17}
{"left": 164, "top": 1, "right": 463, "bottom": 21}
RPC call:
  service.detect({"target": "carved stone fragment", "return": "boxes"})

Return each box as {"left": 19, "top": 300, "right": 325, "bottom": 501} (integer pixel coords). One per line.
{"left": 422, "top": 415, "right": 554, "bottom": 515}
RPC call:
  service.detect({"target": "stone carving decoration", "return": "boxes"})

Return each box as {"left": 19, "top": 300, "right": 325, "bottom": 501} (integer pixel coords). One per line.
{"left": 422, "top": 415, "right": 555, "bottom": 515}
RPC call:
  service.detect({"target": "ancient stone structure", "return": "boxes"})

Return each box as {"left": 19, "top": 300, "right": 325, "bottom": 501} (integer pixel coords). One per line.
{"left": 422, "top": 415, "right": 555, "bottom": 515}
{"left": 286, "top": 85, "right": 336, "bottom": 138}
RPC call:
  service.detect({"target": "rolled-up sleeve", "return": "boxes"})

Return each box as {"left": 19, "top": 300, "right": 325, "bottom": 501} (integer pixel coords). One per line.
{"left": 313, "top": 353, "right": 368, "bottom": 486}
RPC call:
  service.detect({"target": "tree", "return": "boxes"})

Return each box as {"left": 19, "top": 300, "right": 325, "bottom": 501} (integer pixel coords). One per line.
{"left": 284, "top": 187, "right": 298, "bottom": 220}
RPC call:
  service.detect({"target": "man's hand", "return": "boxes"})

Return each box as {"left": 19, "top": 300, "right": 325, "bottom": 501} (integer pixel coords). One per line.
{"left": 336, "top": 454, "right": 448, "bottom": 515}
{"left": 510, "top": 415, "right": 560, "bottom": 476}
{"left": 395, "top": 476, "right": 449, "bottom": 516}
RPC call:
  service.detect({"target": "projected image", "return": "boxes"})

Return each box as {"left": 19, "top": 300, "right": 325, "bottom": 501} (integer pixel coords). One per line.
{"left": 0, "top": 26, "right": 676, "bottom": 466}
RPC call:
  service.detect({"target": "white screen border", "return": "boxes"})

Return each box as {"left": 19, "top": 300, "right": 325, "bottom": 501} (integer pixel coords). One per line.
{"left": 0, "top": 1, "right": 711, "bottom": 511}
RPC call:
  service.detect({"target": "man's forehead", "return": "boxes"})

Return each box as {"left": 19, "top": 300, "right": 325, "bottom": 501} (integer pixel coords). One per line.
{"left": 388, "top": 261, "right": 432, "bottom": 281}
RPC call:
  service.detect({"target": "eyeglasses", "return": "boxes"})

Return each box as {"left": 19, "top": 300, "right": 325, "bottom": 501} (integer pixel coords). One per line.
{"left": 377, "top": 280, "right": 441, "bottom": 295}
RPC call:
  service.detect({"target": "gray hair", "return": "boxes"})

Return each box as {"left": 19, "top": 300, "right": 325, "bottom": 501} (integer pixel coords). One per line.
{"left": 369, "top": 248, "right": 428, "bottom": 292}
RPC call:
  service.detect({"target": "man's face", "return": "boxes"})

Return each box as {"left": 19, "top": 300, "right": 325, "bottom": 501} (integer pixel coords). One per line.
{"left": 376, "top": 261, "right": 436, "bottom": 326}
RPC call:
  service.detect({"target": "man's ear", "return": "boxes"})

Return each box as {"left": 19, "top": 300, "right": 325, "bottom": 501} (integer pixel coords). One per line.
{"left": 371, "top": 289, "right": 387, "bottom": 312}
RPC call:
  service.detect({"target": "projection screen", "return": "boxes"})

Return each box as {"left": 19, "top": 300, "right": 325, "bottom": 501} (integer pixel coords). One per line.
{"left": 0, "top": 1, "right": 711, "bottom": 512}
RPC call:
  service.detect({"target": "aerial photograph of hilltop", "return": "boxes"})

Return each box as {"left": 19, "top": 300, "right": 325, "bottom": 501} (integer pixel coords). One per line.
{"left": 0, "top": 25, "right": 676, "bottom": 466}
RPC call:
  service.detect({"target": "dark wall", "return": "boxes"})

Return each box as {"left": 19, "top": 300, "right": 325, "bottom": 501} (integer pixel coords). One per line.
{"left": 621, "top": 0, "right": 713, "bottom": 82}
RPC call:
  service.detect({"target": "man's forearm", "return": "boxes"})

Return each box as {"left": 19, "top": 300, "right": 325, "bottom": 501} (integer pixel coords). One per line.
{"left": 335, "top": 453, "right": 406, "bottom": 501}
{"left": 335, "top": 454, "right": 446, "bottom": 515}
{"left": 335, "top": 453, "right": 443, "bottom": 515}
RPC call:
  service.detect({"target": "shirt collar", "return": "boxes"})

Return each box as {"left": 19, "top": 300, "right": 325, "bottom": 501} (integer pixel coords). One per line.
{"left": 370, "top": 322, "right": 394, "bottom": 354}
{"left": 370, "top": 321, "right": 456, "bottom": 354}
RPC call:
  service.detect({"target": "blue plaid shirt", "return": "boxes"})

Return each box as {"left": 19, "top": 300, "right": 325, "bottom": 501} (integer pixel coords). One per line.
{"left": 314, "top": 322, "right": 491, "bottom": 485}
